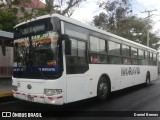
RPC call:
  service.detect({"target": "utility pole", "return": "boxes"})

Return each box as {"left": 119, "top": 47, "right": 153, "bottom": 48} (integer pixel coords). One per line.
{"left": 141, "top": 9, "right": 157, "bottom": 47}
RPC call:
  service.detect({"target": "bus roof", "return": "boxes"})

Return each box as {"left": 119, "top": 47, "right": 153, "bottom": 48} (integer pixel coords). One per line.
{"left": 14, "top": 14, "right": 157, "bottom": 53}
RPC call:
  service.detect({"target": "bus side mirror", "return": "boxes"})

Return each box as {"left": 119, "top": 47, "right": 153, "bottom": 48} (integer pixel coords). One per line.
{"left": 62, "top": 34, "right": 71, "bottom": 55}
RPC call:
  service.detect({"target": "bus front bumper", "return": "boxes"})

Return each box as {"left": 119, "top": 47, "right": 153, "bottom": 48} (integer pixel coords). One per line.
{"left": 12, "top": 91, "right": 64, "bottom": 105}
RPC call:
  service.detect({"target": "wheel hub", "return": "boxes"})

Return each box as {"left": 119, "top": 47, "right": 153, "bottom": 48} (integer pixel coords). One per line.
{"left": 99, "top": 83, "right": 108, "bottom": 96}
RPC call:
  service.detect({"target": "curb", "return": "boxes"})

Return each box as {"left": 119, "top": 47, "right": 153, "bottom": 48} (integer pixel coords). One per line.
{"left": 0, "top": 92, "right": 14, "bottom": 103}
{"left": 0, "top": 92, "right": 13, "bottom": 98}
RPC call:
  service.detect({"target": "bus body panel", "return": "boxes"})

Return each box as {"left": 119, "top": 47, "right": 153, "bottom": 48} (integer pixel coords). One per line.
{"left": 12, "top": 76, "right": 66, "bottom": 105}
{"left": 64, "top": 64, "right": 157, "bottom": 104}
{"left": 88, "top": 64, "right": 157, "bottom": 92}
{"left": 66, "top": 74, "right": 90, "bottom": 103}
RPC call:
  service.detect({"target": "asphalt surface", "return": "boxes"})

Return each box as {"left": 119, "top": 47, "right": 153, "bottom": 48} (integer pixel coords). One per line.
{"left": 0, "top": 78, "right": 160, "bottom": 119}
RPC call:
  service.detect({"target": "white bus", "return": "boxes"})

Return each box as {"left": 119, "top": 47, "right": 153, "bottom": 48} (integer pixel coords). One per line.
{"left": 12, "top": 14, "right": 158, "bottom": 105}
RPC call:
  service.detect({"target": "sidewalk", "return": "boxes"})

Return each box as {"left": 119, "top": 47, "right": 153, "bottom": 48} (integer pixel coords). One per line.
{"left": 0, "top": 77, "right": 13, "bottom": 98}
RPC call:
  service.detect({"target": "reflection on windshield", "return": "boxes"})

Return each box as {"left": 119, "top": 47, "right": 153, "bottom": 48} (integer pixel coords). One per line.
{"left": 13, "top": 32, "right": 59, "bottom": 73}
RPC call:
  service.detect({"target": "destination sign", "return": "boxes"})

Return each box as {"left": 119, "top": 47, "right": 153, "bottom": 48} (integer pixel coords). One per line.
{"left": 22, "top": 24, "right": 45, "bottom": 35}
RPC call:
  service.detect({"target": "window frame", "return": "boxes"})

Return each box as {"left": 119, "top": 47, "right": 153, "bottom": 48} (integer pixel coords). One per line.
{"left": 108, "top": 41, "right": 121, "bottom": 56}
{"left": 131, "top": 47, "right": 138, "bottom": 58}
{"left": 122, "top": 44, "right": 130, "bottom": 57}
{"left": 89, "top": 36, "right": 107, "bottom": 53}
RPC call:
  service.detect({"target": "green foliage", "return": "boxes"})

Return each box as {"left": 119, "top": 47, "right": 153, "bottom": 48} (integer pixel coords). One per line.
{"left": 45, "top": 0, "right": 86, "bottom": 16}
{"left": 93, "top": 0, "right": 159, "bottom": 48}
{"left": 0, "top": 10, "right": 18, "bottom": 31}
{"left": 0, "top": 0, "right": 86, "bottom": 26}
{"left": 0, "top": 0, "right": 31, "bottom": 31}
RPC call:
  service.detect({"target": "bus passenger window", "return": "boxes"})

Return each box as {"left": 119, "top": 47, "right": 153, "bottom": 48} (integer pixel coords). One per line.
{"left": 66, "top": 38, "right": 88, "bottom": 74}
{"left": 78, "top": 41, "right": 86, "bottom": 64}
{"left": 123, "top": 58, "right": 131, "bottom": 64}
{"left": 108, "top": 41, "right": 120, "bottom": 55}
{"left": 90, "top": 36, "right": 99, "bottom": 52}
{"left": 122, "top": 45, "right": 130, "bottom": 57}
{"left": 90, "top": 55, "right": 98, "bottom": 63}
{"left": 90, "top": 55, "right": 107, "bottom": 64}
{"left": 131, "top": 47, "right": 138, "bottom": 58}
{"left": 99, "top": 39, "right": 106, "bottom": 53}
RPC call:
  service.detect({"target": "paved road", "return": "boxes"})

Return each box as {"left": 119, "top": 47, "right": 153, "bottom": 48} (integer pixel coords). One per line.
{"left": 1, "top": 79, "right": 160, "bottom": 120}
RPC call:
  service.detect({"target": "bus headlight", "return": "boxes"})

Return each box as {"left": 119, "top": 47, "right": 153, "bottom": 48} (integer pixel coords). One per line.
{"left": 12, "top": 85, "right": 18, "bottom": 92}
{"left": 44, "top": 89, "right": 62, "bottom": 96}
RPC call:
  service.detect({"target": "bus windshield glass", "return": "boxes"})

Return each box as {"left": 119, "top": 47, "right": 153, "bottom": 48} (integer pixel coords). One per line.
{"left": 13, "top": 18, "right": 62, "bottom": 79}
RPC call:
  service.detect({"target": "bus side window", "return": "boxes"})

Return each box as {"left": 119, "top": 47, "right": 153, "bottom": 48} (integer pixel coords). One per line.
{"left": 66, "top": 38, "right": 88, "bottom": 74}
{"left": 153, "top": 53, "right": 157, "bottom": 66}
{"left": 108, "top": 41, "right": 121, "bottom": 55}
{"left": 131, "top": 47, "right": 138, "bottom": 58}
{"left": 145, "top": 51, "right": 149, "bottom": 65}
{"left": 90, "top": 36, "right": 99, "bottom": 52}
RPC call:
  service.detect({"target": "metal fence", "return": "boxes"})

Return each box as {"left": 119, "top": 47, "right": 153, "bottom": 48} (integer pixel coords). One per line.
{"left": 0, "top": 67, "right": 12, "bottom": 77}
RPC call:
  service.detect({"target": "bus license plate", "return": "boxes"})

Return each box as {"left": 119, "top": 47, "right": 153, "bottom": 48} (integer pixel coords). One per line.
{"left": 27, "top": 96, "right": 34, "bottom": 102}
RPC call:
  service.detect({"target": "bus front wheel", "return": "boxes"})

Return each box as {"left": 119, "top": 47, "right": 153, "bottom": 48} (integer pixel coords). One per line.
{"left": 97, "top": 77, "right": 109, "bottom": 100}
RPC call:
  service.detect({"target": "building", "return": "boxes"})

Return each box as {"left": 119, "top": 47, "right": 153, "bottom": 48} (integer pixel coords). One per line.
{"left": 15, "top": 0, "right": 46, "bottom": 18}
{"left": 25, "top": 0, "right": 45, "bottom": 9}
{"left": 0, "top": 30, "right": 13, "bottom": 78}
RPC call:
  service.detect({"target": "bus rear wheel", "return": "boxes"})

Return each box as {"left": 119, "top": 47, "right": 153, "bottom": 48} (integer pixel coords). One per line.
{"left": 97, "top": 77, "right": 109, "bottom": 100}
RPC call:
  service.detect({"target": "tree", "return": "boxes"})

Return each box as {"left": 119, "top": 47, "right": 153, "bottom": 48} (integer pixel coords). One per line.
{"left": 45, "top": 0, "right": 86, "bottom": 16}
{"left": 0, "top": 0, "right": 32, "bottom": 31}
{"left": 0, "top": 10, "right": 18, "bottom": 31}
{"left": 92, "top": 0, "right": 159, "bottom": 48}
{"left": 0, "top": 0, "right": 46, "bottom": 21}
{"left": 0, "top": 0, "right": 86, "bottom": 31}
{"left": 0, "top": 0, "right": 23, "bottom": 31}
{"left": 95, "top": 0, "right": 132, "bottom": 33}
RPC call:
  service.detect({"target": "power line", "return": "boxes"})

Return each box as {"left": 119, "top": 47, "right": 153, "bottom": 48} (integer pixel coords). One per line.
{"left": 141, "top": 9, "right": 157, "bottom": 47}
{"left": 130, "top": 0, "right": 141, "bottom": 13}
{"left": 132, "top": 0, "right": 147, "bottom": 11}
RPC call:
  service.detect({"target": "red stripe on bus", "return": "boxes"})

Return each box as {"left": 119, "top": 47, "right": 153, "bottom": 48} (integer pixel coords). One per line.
{"left": 48, "top": 97, "right": 54, "bottom": 100}
{"left": 57, "top": 96, "right": 62, "bottom": 99}
{"left": 40, "top": 96, "right": 44, "bottom": 99}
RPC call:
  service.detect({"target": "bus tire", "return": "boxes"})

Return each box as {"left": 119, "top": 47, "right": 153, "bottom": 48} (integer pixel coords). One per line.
{"left": 97, "top": 77, "right": 109, "bottom": 100}
{"left": 145, "top": 72, "right": 150, "bottom": 86}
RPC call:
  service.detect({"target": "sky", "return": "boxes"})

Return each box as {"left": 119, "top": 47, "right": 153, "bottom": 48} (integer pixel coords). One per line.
{"left": 71, "top": 0, "right": 160, "bottom": 34}
{"left": 131, "top": 0, "right": 160, "bottom": 33}
{"left": 40, "top": 0, "right": 160, "bottom": 34}
{"left": 71, "top": 0, "right": 100, "bottom": 24}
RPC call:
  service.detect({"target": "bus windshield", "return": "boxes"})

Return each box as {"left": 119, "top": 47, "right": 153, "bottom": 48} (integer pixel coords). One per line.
{"left": 13, "top": 18, "right": 62, "bottom": 79}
